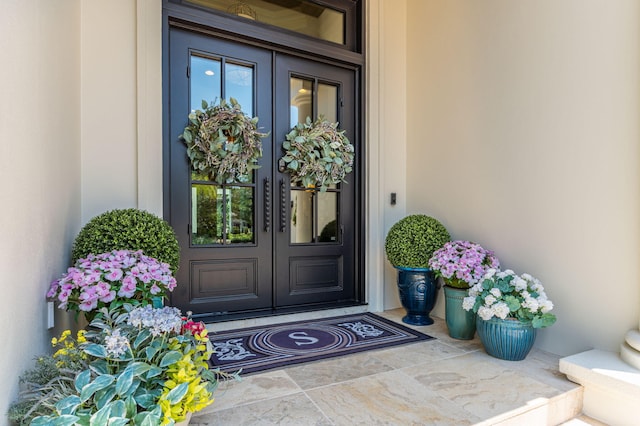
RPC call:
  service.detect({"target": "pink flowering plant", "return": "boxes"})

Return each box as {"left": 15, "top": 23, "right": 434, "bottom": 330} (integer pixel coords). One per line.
{"left": 462, "top": 269, "right": 557, "bottom": 328}
{"left": 47, "top": 249, "right": 177, "bottom": 318}
{"left": 428, "top": 240, "right": 500, "bottom": 289}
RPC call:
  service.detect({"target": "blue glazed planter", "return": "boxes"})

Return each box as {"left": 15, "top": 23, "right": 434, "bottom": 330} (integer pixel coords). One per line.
{"left": 476, "top": 316, "right": 537, "bottom": 361}
{"left": 151, "top": 296, "right": 165, "bottom": 308}
{"left": 443, "top": 285, "right": 476, "bottom": 340}
{"left": 396, "top": 267, "right": 438, "bottom": 326}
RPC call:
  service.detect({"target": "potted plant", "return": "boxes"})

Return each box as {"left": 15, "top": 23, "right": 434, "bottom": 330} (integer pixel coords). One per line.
{"left": 384, "top": 214, "right": 450, "bottom": 325}
{"left": 47, "top": 249, "right": 178, "bottom": 322}
{"left": 429, "top": 241, "right": 500, "bottom": 339}
{"left": 463, "top": 269, "right": 557, "bottom": 360}
{"left": 9, "top": 305, "right": 238, "bottom": 425}
{"left": 181, "top": 98, "right": 268, "bottom": 184}
{"left": 71, "top": 208, "right": 180, "bottom": 274}
{"left": 280, "top": 116, "right": 354, "bottom": 192}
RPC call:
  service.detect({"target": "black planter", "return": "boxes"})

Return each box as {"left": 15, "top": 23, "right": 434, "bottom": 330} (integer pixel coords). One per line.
{"left": 396, "top": 267, "right": 439, "bottom": 326}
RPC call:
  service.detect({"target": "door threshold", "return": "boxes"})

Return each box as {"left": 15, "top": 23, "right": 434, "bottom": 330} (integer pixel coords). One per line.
{"left": 205, "top": 303, "right": 369, "bottom": 333}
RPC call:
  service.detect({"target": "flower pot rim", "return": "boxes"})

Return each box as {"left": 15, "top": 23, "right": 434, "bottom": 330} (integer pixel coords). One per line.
{"left": 443, "top": 283, "right": 471, "bottom": 290}
{"left": 478, "top": 316, "right": 533, "bottom": 325}
{"left": 395, "top": 266, "right": 432, "bottom": 272}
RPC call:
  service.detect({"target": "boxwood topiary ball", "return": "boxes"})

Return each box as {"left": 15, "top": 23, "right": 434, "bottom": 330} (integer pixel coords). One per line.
{"left": 385, "top": 214, "right": 450, "bottom": 269}
{"left": 71, "top": 209, "right": 180, "bottom": 273}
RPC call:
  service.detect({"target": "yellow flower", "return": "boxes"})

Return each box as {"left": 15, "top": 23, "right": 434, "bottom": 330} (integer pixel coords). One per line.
{"left": 54, "top": 348, "right": 68, "bottom": 358}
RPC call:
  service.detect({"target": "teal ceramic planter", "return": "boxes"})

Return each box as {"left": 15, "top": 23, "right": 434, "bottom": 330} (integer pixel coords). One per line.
{"left": 476, "top": 316, "right": 537, "bottom": 361}
{"left": 443, "top": 285, "right": 476, "bottom": 340}
{"left": 396, "top": 267, "right": 438, "bottom": 326}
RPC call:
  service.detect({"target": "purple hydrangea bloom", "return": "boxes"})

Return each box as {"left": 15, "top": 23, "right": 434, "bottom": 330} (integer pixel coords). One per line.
{"left": 428, "top": 240, "right": 500, "bottom": 286}
{"left": 47, "top": 249, "right": 179, "bottom": 315}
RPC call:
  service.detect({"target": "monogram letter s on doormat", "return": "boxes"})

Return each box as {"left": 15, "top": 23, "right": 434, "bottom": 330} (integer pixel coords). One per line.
{"left": 208, "top": 313, "right": 434, "bottom": 375}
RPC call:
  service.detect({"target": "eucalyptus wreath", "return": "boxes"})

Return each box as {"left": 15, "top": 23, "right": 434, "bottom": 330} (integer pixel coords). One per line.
{"left": 181, "top": 98, "right": 268, "bottom": 184}
{"left": 280, "top": 116, "right": 355, "bottom": 192}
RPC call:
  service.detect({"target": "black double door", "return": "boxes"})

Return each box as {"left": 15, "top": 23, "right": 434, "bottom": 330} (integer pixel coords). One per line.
{"left": 166, "top": 28, "right": 358, "bottom": 319}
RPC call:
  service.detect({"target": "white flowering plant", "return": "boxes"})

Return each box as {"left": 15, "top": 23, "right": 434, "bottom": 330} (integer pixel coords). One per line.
{"left": 462, "top": 269, "right": 557, "bottom": 328}
{"left": 12, "top": 305, "right": 239, "bottom": 425}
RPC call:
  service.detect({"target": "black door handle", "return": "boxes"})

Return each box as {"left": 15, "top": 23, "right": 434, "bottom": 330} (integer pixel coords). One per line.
{"left": 264, "top": 178, "right": 271, "bottom": 233}
{"left": 279, "top": 179, "right": 287, "bottom": 233}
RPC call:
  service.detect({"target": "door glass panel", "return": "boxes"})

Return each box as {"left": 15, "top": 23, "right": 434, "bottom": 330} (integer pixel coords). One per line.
{"left": 191, "top": 184, "right": 222, "bottom": 245}
{"left": 228, "top": 186, "right": 254, "bottom": 244}
{"left": 186, "top": 0, "right": 346, "bottom": 45}
{"left": 317, "top": 83, "right": 337, "bottom": 122}
{"left": 290, "top": 190, "right": 313, "bottom": 243}
{"left": 225, "top": 62, "right": 254, "bottom": 116}
{"left": 189, "top": 54, "right": 258, "bottom": 247}
{"left": 290, "top": 77, "right": 312, "bottom": 126}
{"left": 317, "top": 191, "right": 338, "bottom": 242}
{"left": 190, "top": 55, "right": 221, "bottom": 112}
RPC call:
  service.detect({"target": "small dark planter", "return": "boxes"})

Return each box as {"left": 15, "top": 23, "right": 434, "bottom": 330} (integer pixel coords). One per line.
{"left": 396, "top": 267, "right": 439, "bottom": 326}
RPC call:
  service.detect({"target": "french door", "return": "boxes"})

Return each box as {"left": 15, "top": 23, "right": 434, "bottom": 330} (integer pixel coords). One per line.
{"left": 165, "top": 27, "right": 359, "bottom": 320}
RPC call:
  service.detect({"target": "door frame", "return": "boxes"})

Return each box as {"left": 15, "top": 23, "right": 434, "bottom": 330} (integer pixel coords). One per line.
{"left": 162, "top": 1, "right": 367, "bottom": 319}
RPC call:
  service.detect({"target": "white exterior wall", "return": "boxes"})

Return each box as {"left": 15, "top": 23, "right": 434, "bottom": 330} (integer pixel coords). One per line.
{"left": 0, "top": 0, "right": 81, "bottom": 419}
{"left": 80, "top": 0, "right": 139, "bottom": 221}
{"left": 80, "top": 0, "right": 163, "bottom": 221}
{"left": 405, "top": 0, "right": 640, "bottom": 355}
{"left": 369, "top": 0, "right": 408, "bottom": 311}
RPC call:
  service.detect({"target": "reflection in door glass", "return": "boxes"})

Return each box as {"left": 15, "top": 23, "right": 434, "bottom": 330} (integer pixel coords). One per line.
{"left": 225, "top": 62, "right": 254, "bottom": 116}
{"left": 317, "top": 191, "right": 338, "bottom": 242}
{"left": 290, "top": 190, "right": 313, "bottom": 243}
{"left": 191, "top": 184, "right": 255, "bottom": 245}
{"left": 191, "top": 184, "right": 223, "bottom": 245}
{"left": 190, "top": 56, "right": 221, "bottom": 112}
{"left": 318, "top": 83, "right": 338, "bottom": 123}
{"left": 290, "top": 77, "right": 312, "bottom": 127}
{"left": 290, "top": 189, "right": 338, "bottom": 244}
{"left": 228, "top": 186, "right": 254, "bottom": 244}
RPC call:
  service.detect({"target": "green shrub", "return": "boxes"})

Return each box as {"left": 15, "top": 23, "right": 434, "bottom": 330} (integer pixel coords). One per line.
{"left": 71, "top": 208, "right": 180, "bottom": 272}
{"left": 319, "top": 220, "right": 337, "bottom": 242}
{"left": 385, "top": 214, "right": 450, "bottom": 269}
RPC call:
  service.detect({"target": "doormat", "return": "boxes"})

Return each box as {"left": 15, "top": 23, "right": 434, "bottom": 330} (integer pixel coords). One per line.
{"left": 208, "top": 312, "right": 434, "bottom": 375}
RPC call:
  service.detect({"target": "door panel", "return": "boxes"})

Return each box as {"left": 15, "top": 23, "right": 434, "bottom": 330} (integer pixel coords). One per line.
{"left": 168, "top": 28, "right": 273, "bottom": 316}
{"left": 274, "top": 54, "right": 356, "bottom": 308}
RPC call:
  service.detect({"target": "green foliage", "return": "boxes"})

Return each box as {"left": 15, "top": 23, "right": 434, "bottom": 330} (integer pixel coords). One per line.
{"left": 181, "top": 98, "right": 268, "bottom": 184}
{"left": 384, "top": 214, "right": 450, "bottom": 269}
{"left": 11, "top": 306, "right": 240, "bottom": 425}
{"left": 8, "top": 334, "right": 87, "bottom": 425}
{"left": 7, "top": 357, "right": 68, "bottom": 425}
{"left": 280, "top": 117, "right": 355, "bottom": 192}
{"left": 71, "top": 209, "right": 180, "bottom": 273}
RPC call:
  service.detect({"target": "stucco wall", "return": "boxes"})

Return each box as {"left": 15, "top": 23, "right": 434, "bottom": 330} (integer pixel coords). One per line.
{"left": 405, "top": 0, "right": 640, "bottom": 355}
{"left": 372, "top": 0, "right": 408, "bottom": 310}
{"left": 0, "top": 0, "right": 81, "bottom": 419}
{"left": 81, "top": 0, "right": 139, "bottom": 222}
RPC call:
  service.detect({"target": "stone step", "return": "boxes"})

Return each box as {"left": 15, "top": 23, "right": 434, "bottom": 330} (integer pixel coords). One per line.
{"left": 474, "top": 386, "right": 583, "bottom": 426}
{"left": 560, "top": 349, "right": 640, "bottom": 426}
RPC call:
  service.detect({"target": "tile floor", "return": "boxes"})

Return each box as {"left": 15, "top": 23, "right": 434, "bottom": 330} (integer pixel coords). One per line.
{"left": 192, "top": 309, "right": 601, "bottom": 426}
